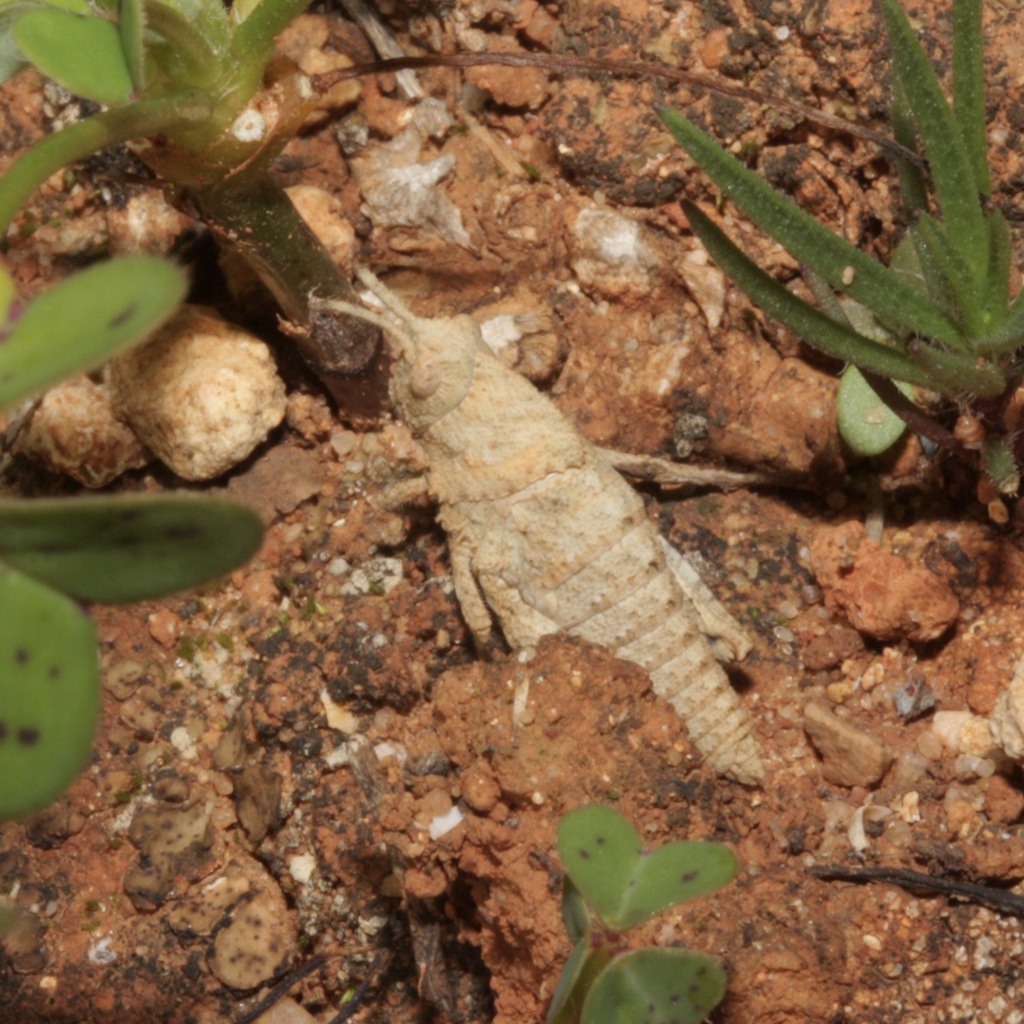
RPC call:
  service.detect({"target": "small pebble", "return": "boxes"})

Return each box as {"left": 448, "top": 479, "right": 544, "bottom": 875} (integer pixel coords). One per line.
{"left": 461, "top": 762, "right": 501, "bottom": 814}
{"left": 109, "top": 305, "right": 286, "bottom": 481}
{"left": 804, "top": 699, "right": 892, "bottom": 787}
{"left": 915, "top": 730, "right": 943, "bottom": 761}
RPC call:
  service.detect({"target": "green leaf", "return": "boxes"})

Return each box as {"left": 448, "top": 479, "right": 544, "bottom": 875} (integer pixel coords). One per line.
{"left": 0, "top": 256, "right": 186, "bottom": 409}
{"left": 142, "top": 0, "right": 227, "bottom": 91}
{"left": 0, "top": 0, "right": 38, "bottom": 81}
{"left": 980, "top": 207, "right": 1011, "bottom": 335}
{"left": 0, "top": 265, "right": 13, "bottom": 322}
{"left": 0, "top": 494, "right": 263, "bottom": 603}
{"left": 562, "top": 877, "right": 591, "bottom": 946}
{"left": 547, "top": 942, "right": 595, "bottom": 1024}
{"left": 556, "top": 805, "right": 736, "bottom": 932}
{"left": 0, "top": 89, "right": 212, "bottom": 236}
{"left": 118, "top": 0, "right": 145, "bottom": 90}
{"left": 891, "top": 73, "right": 928, "bottom": 217}
{"left": 683, "top": 201, "right": 955, "bottom": 392}
{"left": 0, "top": 564, "right": 100, "bottom": 819}
{"left": 909, "top": 212, "right": 983, "bottom": 336}
{"left": 905, "top": 339, "right": 1005, "bottom": 397}
{"left": 659, "top": 105, "right": 966, "bottom": 350}
{"left": 880, "top": 0, "right": 987, "bottom": 275}
{"left": 0, "top": 0, "right": 91, "bottom": 82}
{"left": 581, "top": 948, "right": 727, "bottom": 1024}
{"left": 978, "top": 284, "right": 1024, "bottom": 354}
{"left": 836, "top": 367, "right": 911, "bottom": 456}
{"left": 229, "top": 0, "right": 314, "bottom": 64}
{"left": 982, "top": 438, "right": 1020, "bottom": 496}
{"left": 13, "top": 8, "right": 133, "bottom": 104}
{"left": 952, "top": 0, "right": 989, "bottom": 196}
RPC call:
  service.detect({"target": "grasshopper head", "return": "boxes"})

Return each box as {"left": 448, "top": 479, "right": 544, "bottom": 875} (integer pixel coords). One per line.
{"left": 388, "top": 311, "right": 481, "bottom": 433}
{"left": 313, "top": 270, "right": 485, "bottom": 433}
{"left": 347, "top": 269, "right": 483, "bottom": 434}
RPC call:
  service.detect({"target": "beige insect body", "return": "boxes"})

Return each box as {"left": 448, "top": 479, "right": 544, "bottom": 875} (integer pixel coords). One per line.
{"left": 323, "top": 270, "right": 764, "bottom": 785}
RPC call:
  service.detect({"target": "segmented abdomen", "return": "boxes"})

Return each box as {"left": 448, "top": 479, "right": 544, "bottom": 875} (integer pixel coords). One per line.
{"left": 490, "top": 454, "right": 765, "bottom": 784}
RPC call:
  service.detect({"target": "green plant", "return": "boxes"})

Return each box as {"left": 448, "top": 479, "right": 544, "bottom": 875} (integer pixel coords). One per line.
{"left": 660, "top": 0, "right": 1023, "bottom": 491}
{"left": 548, "top": 805, "right": 736, "bottom": 1024}
{"left": 0, "top": 0, "right": 380, "bottom": 404}
{"left": 0, "top": 255, "right": 263, "bottom": 819}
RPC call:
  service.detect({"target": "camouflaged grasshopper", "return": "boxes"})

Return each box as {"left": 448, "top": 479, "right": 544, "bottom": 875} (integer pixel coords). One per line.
{"left": 319, "top": 269, "right": 765, "bottom": 785}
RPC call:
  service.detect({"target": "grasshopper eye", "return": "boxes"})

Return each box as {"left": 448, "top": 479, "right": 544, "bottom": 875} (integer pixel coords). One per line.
{"left": 409, "top": 358, "right": 443, "bottom": 399}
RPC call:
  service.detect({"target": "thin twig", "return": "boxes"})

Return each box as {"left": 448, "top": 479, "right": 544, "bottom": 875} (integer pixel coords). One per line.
{"left": 235, "top": 956, "right": 326, "bottom": 1024}
{"left": 860, "top": 370, "right": 975, "bottom": 467}
{"left": 599, "top": 447, "right": 802, "bottom": 491}
{"left": 336, "top": 0, "right": 426, "bottom": 100}
{"left": 809, "top": 864, "right": 1024, "bottom": 918}
{"left": 316, "top": 52, "right": 927, "bottom": 169}
{"left": 325, "top": 948, "right": 390, "bottom": 1024}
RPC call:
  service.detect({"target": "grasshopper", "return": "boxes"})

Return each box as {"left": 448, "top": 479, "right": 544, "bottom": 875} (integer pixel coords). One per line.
{"left": 320, "top": 269, "right": 765, "bottom": 785}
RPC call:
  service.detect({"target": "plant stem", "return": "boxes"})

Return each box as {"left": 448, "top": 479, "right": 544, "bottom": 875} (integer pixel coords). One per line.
{"left": 187, "top": 170, "right": 388, "bottom": 418}
{"left": 0, "top": 91, "right": 213, "bottom": 236}
{"left": 859, "top": 370, "right": 974, "bottom": 465}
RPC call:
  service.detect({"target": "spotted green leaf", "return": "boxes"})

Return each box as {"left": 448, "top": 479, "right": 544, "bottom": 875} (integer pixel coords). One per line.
{"left": 0, "top": 255, "right": 186, "bottom": 410}
{"left": 581, "top": 948, "right": 727, "bottom": 1024}
{"left": 556, "top": 805, "right": 737, "bottom": 931}
{"left": 12, "top": 7, "right": 133, "bottom": 104}
{"left": 0, "top": 494, "right": 263, "bottom": 603}
{"left": 0, "top": 564, "right": 100, "bottom": 819}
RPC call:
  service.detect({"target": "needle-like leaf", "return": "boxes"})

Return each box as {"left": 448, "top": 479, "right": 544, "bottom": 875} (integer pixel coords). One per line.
{"left": 659, "top": 106, "right": 966, "bottom": 350}
{"left": 952, "top": 0, "right": 989, "bottom": 196}
{"left": 880, "top": 0, "right": 987, "bottom": 275}
{"left": 683, "top": 202, "right": 994, "bottom": 393}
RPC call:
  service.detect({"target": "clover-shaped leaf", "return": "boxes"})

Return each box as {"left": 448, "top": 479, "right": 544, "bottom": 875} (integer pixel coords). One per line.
{"left": 556, "top": 805, "right": 737, "bottom": 931}
{"left": 581, "top": 948, "right": 727, "bottom": 1024}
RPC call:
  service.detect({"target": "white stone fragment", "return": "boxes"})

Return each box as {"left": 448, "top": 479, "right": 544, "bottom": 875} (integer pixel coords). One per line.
{"left": 341, "top": 556, "right": 404, "bottom": 596}
{"left": 287, "top": 853, "right": 317, "bottom": 885}
{"left": 678, "top": 249, "right": 726, "bottom": 328}
{"left": 571, "top": 208, "right": 660, "bottom": 298}
{"left": 932, "top": 709, "right": 997, "bottom": 758}
{"left": 87, "top": 935, "right": 117, "bottom": 965}
{"left": 108, "top": 306, "right": 286, "bottom": 480}
{"left": 427, "top": 805, "right": 464, "bottom": 841}
{"left": 352, "top": 98, "right": 472, "bottom": 247}
{"left": 988, "top": 651, "right": 1024, "bottom": 759}
{"left": 480, "top": 313, "right": 525, "bottom": 355}
{"left": 15, "top": 376, "right": 150, "bottom": 487}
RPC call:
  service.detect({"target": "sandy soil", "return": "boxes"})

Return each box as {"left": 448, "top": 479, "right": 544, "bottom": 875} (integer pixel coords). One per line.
{"left": 3, "top": 2, "right": 1024, "bottom": 1022}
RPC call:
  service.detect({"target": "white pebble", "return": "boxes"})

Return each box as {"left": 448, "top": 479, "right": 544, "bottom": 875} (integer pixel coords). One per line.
{"left": 109, "top": 306, "right": 286, "bottom": 480}
{"left": 427, "top": 805, "right": 464, "bottom": 840}
{"left": 288, "top": 853, "right": 317, "bottom": 885}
